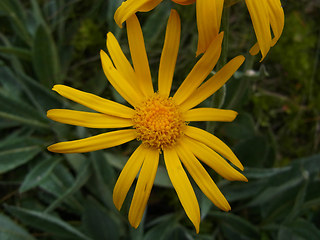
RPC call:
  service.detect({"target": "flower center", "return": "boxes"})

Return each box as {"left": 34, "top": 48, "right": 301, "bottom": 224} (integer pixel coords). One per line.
{"left": 133, "top": 93, "right": 185, "bottom": 150}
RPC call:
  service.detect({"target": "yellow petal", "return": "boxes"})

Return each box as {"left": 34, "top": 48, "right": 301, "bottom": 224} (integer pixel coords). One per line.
{"left": 139, "top": 0, "right": 163, "bottom": 11}
{"left": 163, "top": 147, "right": 200, "bottom": 233}
{"left": 245, "top": 0, "right": 272, "bottom": 60}
{"left": 52, "top": 85, "right": 134, "bottom": 118}
{"left": 172, "top": 0, "right": 196, "bottom": 5}
{"left": 196, "top": 0, "right": 224, "bottom": 55}
{"left": 183, "top": 108, "right": 237, "bottom": 122}
{"left": 184, "top": 126, "right": 244, "bottom": 170}
{"left": 176, "top": 139, "right": 231, "bottom": 211}
{"left": 158, "top": 9, "right": 181, "bottom": 98}
{"left": 249, "top": 42, "right": 260, "bottom": 56}
{"left": 267, "top": 0, "right": 284, "bottom": 46}
{"left": 128, "top": 148, "right": 159, "bottom": 228}
{"left": 100, "top": 50, "right": 143, "bottom": 107}
{"left": 106, "top": 32, "right": 143, "bottom": 95}
{"left": 185, "top": 137, "right": 247, "bottom": 181}
{"left": 113, "top": 145, "right": 146, "bottom": 210}
{"left": 114, "top": 0, "right": 149, "bottom": 27}
{"left": 47, "top": 129, "right": 136, "bottom": 153}
{"left": 179, "top": 55, "right": 245, "bottom": 111}
{"left": 249, "top": 0, "right": 284, "bottom": 56}
{"left": 126, "top": 14, "right": 154, "bottom": 97}
{"left": 47, "top": 109, "right": 133, "bottom": 128}
{"left": 173, "top": 32, "right": 224, "bottom": 105}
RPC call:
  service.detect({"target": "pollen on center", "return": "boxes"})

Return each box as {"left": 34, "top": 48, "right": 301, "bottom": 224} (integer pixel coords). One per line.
{"left": 132, "top": 93, "right": 185, "bottom": 150}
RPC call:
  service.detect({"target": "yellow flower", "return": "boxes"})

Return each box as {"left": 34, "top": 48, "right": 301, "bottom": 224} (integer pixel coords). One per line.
{"left": 114, "top": 0, "right": 284, "bottom": 59}
{"left": 47, "top": 10, "right": 247, "bottom": 232}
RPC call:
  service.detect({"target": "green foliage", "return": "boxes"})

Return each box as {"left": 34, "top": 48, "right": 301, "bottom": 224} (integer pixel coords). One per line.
{"left": 0, "top": 0, "right": 319, "bottom": 239}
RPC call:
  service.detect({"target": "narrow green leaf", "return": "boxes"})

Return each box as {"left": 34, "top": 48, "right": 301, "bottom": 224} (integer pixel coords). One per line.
{"left": 144, "top": 215, "right": 178, "bottom": 240}
{"left": 89, "top": 151, "right": 115, "bottom": 208}
{"left": 17, "top": 72, "right": 63, "bottom": 111}
{"left": 223, "top": 181, "right": 265, "bottom": 202}
{"left": 244, "top": 167, "right": 291, "bottom": 179}
{"left": 247, "top": 177, "right": 302, "bottom": 207}
{"left": 0, "top": 47, "right": 31, "bottom": 60}
{"left": 39, "top": 163, "right": 84, "bottom": 212}
{"left": 32, "top": 24, "right": 61, "bottom": 88}
{"left": 0, "top": 145, "right": 41, "bottom": 174}
{"left": 210, "top": 212, "right": 260, "bottom": 239}
{"left": 289, "top": 218, "right": 320, "bottom": 240}
{"left": 0, "top": 0, "right": 32, "bottom": 45}
{"left": 5, "top": 205, "right": 92, "bottom": 240}
{"left": 83, "top": 200, "right": 119, "bottom": 240}
{"left": 285, "top": 175, "right": 309, "bottom": 223}
{"left": 30, "top": 0, "right": 46, "bottom": 27}
{"left": 19, "top": 156, "right": 62, "bottom": 193}
{"left": 45, "top": 160, "right": 91, "bottom": 212}
{"left": 0, "top": 91, "right": 49, "bottom": 129}
{"left": 0, "top": 213, "right": 36, "bottom": 240}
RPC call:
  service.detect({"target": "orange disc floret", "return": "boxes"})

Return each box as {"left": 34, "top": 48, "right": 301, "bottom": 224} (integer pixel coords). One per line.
{"left": 133, "top": 93, "right": 185, "bottom": 150}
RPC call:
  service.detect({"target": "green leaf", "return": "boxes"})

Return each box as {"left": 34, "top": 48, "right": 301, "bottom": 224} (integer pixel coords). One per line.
{"left": 0, "top": 0, "right": 32, "bottom": 45}
{"left": 88, "top": 151, "right": 115, "bottom": 209}
{"left": 243, "top": 167, "right": 291, "bottom": 179}
{"left": 32, "top": 24, "right": 61, "bottom": 88}
{"left": 0, "top": 138, "right": 41, "bottom": 174}
{"left": 17, "top": 72, "right": 63, "bottom": 111}
{"left": 0, "top": 90, "right": 49, "bottom": 129}
{"left": 39, "top": 163, "right": 83, "bottom": 212}
{"left": 19, "top": 156, "right": 62, "bottom": 193}
{"left": 5, "top": 205, "right": 92, "bottom": 240}
{"left": 45, "top": 160, "right": 91, "bottom": 212}
{"left": 289, "top": 218, "right": 320, "bottom": 240}
{"left": 0, "top": 47, "right": 31, "bottom": 61}
{"left": 222, "top": 181, "right": 265, "bottom": 202}
{"left": 277, "top": 218, "right": 320, "bottom": 240}
{"left": 210, "top": 212, "right": 260, "bottom": 240}
{"left": 83, "top": 200, "right": 119, "bottom": 240}
{"left": 234, "top": 135, "right": 270, "bottom": 167}
{"left": 144, "top": 215, "right": 179, "bottom": 240}
{"left": 222, "top": 112, "right": 256, "bottom": 141}
{"left": 247, "top": 177, "right": 302, "bottom": 207}
{"left": 0, "top": 213, "right": 36, "bottom": 240}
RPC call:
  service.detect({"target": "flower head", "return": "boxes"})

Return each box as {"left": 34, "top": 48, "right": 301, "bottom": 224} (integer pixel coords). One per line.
{"left": 47, "top": 10, "right": 247, "bottom": 232}
{"left": 114, "top": 0, "right": 284, "bottom": 59}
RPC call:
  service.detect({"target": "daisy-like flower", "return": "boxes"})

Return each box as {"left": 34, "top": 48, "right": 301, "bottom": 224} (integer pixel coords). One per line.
{"left": 47, "top": 10, "right": 247, "bottom": 232}
{"left": 114, "top": 0, "right": 284, "bottom": 60}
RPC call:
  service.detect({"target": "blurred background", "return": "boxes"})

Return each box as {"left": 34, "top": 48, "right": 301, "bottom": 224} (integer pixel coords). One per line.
{"left": 0, "top": 0, "right": 319, "bottom": 239}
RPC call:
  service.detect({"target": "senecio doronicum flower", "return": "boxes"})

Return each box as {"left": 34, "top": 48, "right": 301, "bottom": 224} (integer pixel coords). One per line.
{"left": 47, "top": 10, "right": 247, "bottom": 232}
{"left": 114, "top": 0, "right": 284, "bottom": 60}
